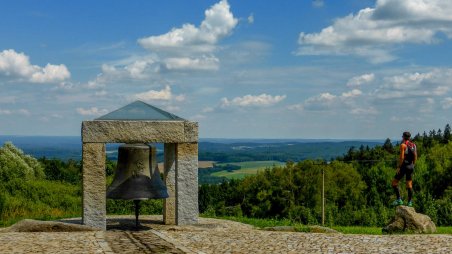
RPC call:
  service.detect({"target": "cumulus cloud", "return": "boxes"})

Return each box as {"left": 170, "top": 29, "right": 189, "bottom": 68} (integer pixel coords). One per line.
{"left": 0, "top": 96, "right": 16, "bottom": 104}
{"left": 138, "top": 0, "right": 237, "bottom": 71}
{"left": 0, "top": 108, "right": 31, "bottom": 116}
{"left": 312, "top": 0, "right": 324, "bottom": 8}
{"left": 350, "top": 107, "right": 378, "bottom": 115}
{"left": 131, "top": 85, "right": 185, "bottom": 103}
{"left": 0, "top": 109, "right": 12, "bottom": 115}
{"left": 297, "top": 0, "right": 452, "bottom": 63}
{"left": 220, "top": 93, "right": 286, "bottom": 108}
{"left": 0, "top": 49, "right": 70, "bottom": 83}
{"left": 139, "top": 0, "right": 237, "bottom": 53}
{"left": 162, "top": 56, "right": 219, "bottom": 71}
{"left": 76, "top": 107, "right": 109, "bottom": 116}
{"left": 347, "top": 73, "right": 375, "bottom": 87}
{"left": 442, "top": 97, "right": 452, "bottom": 109}
{"left": 341, "top": 89, "right": 363, "bottom": 98}
{"left": 289, "top": 89, "right": 365, "bottom": 112}
{"left": 248, "top": 13, "right": 254, "bottom": 24}
{"left": 293, "top": 93, "right": 337, "bottom": 111}
{"left": 373, "top": 69, "right": 452, "bottom": 99}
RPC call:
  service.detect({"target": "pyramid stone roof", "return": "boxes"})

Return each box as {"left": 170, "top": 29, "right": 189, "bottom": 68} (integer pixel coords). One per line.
{"left": 96, "top": 101, "right": 184, "bottom": 121}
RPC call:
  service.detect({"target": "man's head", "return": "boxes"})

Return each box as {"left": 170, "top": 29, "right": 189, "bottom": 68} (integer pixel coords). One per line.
{"left": 402, "top": 131, "right": 411, "bottom": 140}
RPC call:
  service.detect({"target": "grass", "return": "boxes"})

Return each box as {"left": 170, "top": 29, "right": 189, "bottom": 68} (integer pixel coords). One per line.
{"left": 203, "top": 216, "right": 452, "bottom": 235}
{"left": 212, "top": 161, "right": 285, "bottom": 179}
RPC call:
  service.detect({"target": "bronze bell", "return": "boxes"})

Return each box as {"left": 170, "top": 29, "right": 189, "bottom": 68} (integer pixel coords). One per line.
{"left": 107, "top": 143, "right": 169, "bottom": 227}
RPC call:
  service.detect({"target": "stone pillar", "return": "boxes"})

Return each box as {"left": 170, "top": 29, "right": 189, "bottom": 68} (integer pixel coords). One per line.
{"left": 163, "top": 143, "right": 176, "bottom": 225}
{"left": 176, "top": 142, "right": 198, "bottom": 225}
{"left": 82, "top": 143, "right": 106, "bottom": 230}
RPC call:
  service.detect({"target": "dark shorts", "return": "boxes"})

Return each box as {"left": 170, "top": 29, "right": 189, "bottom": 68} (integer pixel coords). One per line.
{"left": 395, "top": 163, "right": 414, "bottom": 181}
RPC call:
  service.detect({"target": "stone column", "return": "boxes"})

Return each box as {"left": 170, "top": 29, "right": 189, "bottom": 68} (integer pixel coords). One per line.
{"left": 82, "top": 143, "right": 106, "bottom": 230}
{"left": 176, "top": 142, "right": 198, "bottom": 225}
{"left": 163, "top": 143, "right": 176, "bottom": 225}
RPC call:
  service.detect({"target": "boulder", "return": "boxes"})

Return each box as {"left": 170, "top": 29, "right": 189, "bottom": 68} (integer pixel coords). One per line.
{"left": 382, "top": 206, "right": 436, "bottom": 234}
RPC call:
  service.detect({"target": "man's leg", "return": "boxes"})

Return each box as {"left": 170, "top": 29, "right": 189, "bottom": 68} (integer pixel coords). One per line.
{"left": 406, "top": 164, "right": 414, "bottom": 206}
{"left": 406, "top": 180, "right": 413, "bottom": 202}
{"left": 392, "top": 178, "right": 401, "bottom": 200}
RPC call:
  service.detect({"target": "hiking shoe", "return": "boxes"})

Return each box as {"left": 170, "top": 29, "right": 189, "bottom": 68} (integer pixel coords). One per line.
{"left": 407, "top": 201, "right": 413, "bottom": 207}
{"left": 391, "top": 199, "right": 403, "bottom": 206}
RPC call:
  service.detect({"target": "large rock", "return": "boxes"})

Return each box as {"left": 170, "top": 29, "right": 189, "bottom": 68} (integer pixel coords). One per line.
{"left": 382, "top": 206, "right": 436, "bottom": 234}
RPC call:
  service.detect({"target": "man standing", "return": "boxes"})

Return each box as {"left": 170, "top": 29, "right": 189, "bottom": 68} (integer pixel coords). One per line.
{"left": 391, "top": 131, "right": 417, "bottom": 207}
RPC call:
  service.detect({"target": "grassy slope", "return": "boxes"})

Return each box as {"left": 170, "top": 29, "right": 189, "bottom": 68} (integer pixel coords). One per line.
{"left": 208, "top": 216, "right": 452, "bottom": 235}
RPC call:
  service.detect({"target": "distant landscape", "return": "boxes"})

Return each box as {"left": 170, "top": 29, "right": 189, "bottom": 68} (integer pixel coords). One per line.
{"left": 0, "top": 136, "right": 383, "bottom": 162}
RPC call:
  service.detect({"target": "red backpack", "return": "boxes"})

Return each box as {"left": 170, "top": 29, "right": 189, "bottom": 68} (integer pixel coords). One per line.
{"left": 404, "top": 140, "right": 416, "bottom": 164}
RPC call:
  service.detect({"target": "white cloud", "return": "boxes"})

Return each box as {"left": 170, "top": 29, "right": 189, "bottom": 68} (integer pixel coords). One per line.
{"left": 190, "top": 114, "right": 207, "bottom": 121}
{"left": 162, "top": 56, "right": 219, "bottom": 71}
{"left": 248, "top": 13, "right": 254, "bottom": 24}
{"left": 297, "top": 0, "right": 452, "bottom": 63}
{"left": 131, "top": 85, "right": 186, "bottom": 104}
{"left": 312, "top": 0, "right": 324, "bottom": 8}
{"left": 202, "top": 107, "right": 214, "bottom": 113}
{"left": 138, "top": 0, "right": 237, "bottom": 53}
{"left": 137, "top": 0, "right": 237, "bottom": 71}
{"left": 220, "top": 93, "right": 286, "bottom": 108}
{"left": 0, "top": 49, "right": 70, "bottom": 83}
{"left": 0, "top": 108, "right": 31, "bottom": 116}
{"left": 125, "top": 60, "right": 149, "bottom": 79}
{"left": 290, "top": 89, "right": 364, "bottom": 112}
{"left": 133, "top": 85, "right": 172, "bottom": 101}
{"left": 347, "top": 73, "right": 375, "bottom": 87}
{"left": 341, "top": 89, "right": 362, "bottom": 98}
{"left": 17, "top": 109, "right": 30, "bottom": 116}
{"left": 374, "top": 69, "right": 452, "bottom": 99}
{"left": 0, "top": 96, "right": 16, "bottom": 104}
{"left": 300, "top": 93, "right": 337, "bottom": 111}
{"left": 390, "top": 116, "right": 422, "bottom": 122}
{"left": 442, "top": 97, "right": 452, "bottom": 109}
{"left": 350, "top": 107, "right": 378, "bottom": 115}
{"left": 0, "top": 109, "right": 12, "bottom": 115}
{"left": 76, "top": 107, "right": 108, "bottom": 116}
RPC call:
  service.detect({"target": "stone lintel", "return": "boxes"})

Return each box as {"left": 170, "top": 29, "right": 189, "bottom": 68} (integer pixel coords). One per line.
{"left": 82, "top": 120, "right": 198, "bottom": 143}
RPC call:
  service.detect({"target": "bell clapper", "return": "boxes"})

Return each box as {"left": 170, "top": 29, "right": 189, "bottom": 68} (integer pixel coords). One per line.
{"left": 134, "top": 200, "right": 141, "bottom": 229}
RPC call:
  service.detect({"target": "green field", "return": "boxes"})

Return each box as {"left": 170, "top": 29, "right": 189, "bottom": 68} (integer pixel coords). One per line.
{"left": 211, "top": 161, "right": 285, "bottom": 179}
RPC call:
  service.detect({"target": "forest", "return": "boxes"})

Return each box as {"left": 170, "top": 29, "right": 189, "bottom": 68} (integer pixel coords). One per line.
{"left": 0, "top": 124, "right": 451, "bottom": 227}
{"left": 200, "top": 124, "right": 452, "bottom": 226}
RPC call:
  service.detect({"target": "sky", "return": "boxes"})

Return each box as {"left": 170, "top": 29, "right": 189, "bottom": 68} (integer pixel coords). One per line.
{"left": 0, "top": 0, "right": 451, "bottom": 139}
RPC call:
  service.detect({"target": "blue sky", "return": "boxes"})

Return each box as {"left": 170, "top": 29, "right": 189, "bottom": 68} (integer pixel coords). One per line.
{"left": 1, "top": 0, "right": 451, "bottom": 139}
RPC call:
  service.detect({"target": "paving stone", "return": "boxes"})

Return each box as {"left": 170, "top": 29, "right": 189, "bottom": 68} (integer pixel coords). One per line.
{"left": 1, "top": 215, "right": 451, "bottom": 253}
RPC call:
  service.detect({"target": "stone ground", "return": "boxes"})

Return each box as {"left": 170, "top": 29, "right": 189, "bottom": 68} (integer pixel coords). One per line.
{"left": 0, "top": 215, "right": 451, "bottom": 254}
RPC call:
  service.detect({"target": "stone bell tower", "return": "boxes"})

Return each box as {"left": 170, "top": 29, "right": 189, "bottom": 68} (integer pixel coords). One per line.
{"left": 81, "top": 101, "right": 198, "bottom": 230}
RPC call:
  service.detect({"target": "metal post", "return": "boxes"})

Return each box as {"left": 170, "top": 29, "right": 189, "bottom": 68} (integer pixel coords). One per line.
{"left": 134, "top": 200, "right": 141, "bottom": 228}
{"left": 322, "top": 167, "right": 325, "bottom": 226}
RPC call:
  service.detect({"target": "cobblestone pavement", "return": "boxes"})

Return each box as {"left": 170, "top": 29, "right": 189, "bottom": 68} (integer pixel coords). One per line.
{"left": 1, "top": 215, "right": 451, "bottom": 253}
{"left": 0, "top": 231, "right": 113, "bottom": 254}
